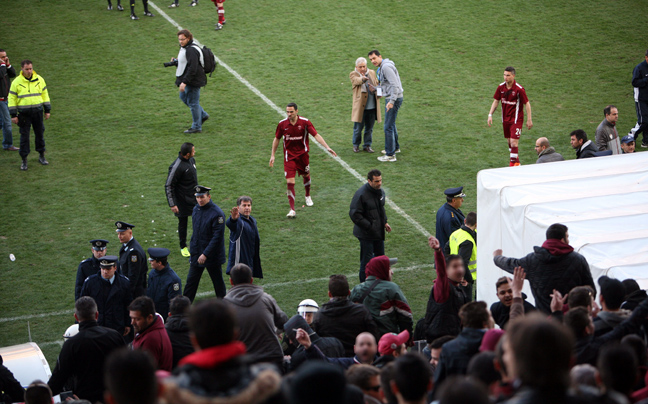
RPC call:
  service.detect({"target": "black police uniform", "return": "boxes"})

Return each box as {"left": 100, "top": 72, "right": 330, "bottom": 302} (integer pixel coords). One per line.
{"left": 80, "top": 257, "right": 133, "bottom": 336}
{"left": 48, "top": 320, "right": 125, "bottom": 403}
{"left": 74, "top": 239, "right": 109, "bottom": 301}
{"left": 146, "top": 248, "right": 182, "bottom": 321}
{"left": 115, "top": 222, "right": 148, "bottom": 297}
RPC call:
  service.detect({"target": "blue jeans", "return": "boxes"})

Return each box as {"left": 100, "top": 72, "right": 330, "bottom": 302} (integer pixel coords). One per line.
{"left": 384, "top": 97, "right": 402, "bottom": 156}
{"left": 179, "top": 85, "right": 208, "bottom": 130}
{"left": 0, "top": 100, "right": 13, "bottom": 149}
{"left": 352, "top": 108, "right": 376, "bottom": 147}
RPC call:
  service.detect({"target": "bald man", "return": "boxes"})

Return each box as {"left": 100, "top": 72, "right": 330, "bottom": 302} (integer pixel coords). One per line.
{"left": 535, "top": 137, "right": 564, "bottom": 164}
{"left": 298, "top": 330, "right": 378, "bottom": 369}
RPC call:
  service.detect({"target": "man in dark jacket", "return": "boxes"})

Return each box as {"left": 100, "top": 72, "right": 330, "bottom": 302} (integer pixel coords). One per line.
{"left": 349, "top": 169, "right": 390, "bottom": 282}
{"left": 162, "top": 298, "right": 282, "bottom": 403}
{"left": 146, "top": 248, "right": 182, "bottom": 322}
{"left": 226, "top": 196, "right": 263, "bottom": 279}
{"left": 166, "top": 142, "right": 198, "bottom": 258}
{"left": 75, "top": 239, "right": 110, "bottom": 301}
{"left": 433, "top": 301, "right": 492, "bottom": 392}
{"left": 312, "top": 274, "right": 378, "bottom": 357}
{"left": 284, "top": 315, "right": 344, "bottom": 372}
{"left": 165, "top": 296, "right": 193, "bottom": 369}
{"left": 130, "top": 297, "right": 174, "bottom": 371}
{"left": 493, "top": 223, "right": 595, "bottom": 314}
{"left": 489, "top": 276, "right": 535, "bottom": 329}
{"left": 115, "top": 221, "right": 148, "bottom": 297}
{"left": 593, "top": 276, "right": 631, "bottom": 337}
{"left": 81, "top": 256, "right": 133, "bottom": 336}
{"left": 184, "top": 185, "right": 227, "bottom": 301}
{"left": 0, "top": 354, "right": 23, "bottom": 404}
{"left": 570, "top": 129, "right": 598, "bottom": 159}
{"left": 629, "top": 49, "right": 648, "bottom": 147}
{"left": 174, "top": 30, "right": 208, "bottom": 134}
{"left": 0, "top": 49, "right": 17, "bottom": 151}
{"left": 48, "top": 297, "right": 125, "bottom": 403}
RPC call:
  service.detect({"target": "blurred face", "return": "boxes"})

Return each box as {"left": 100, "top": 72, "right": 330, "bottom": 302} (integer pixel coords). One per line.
{"left": 117, "top": 229, "right": 132, "bottom": 244}
{"left": 92, "top": 248, "right": 107, "bottom": 259}
{"left": 286, "top": 106, "right": 297, "bottom": 122}
{"left": 22, "top": 63, "right": 33, "bottom": 78}
{"left": 622, "top": 141, "right": 635, "bottom": 153}
{"left": 238, "top": 200, "right": 252, "bottom": 217}
{"left": 178, "top": 34, "right": 190, "bottom": 47}
{"left": 570, "top": 135, "right": 583, "bottom": 149}
{"left": 364, "top": 375, "right": 382, "bottom": 401}
{"left": 356, "top": 62, "right": 368, "bottom": 75}
{"left": 0, "top": 52, "right": 7, "bottom": 64}
{"left": 368, "top": 175, "right": 382, "bottom": 190}
{"left": 368, "top": 53, "right": 382, "bottom": 67}
{"left": 447, "top": 258, "right": 465, "bottom": 283}
{"left": 130, "top": 310, "right": 154, "bottom": 334}
{"left": 196, "top": 193, "right": 211, "bottom": 207}
{"left": 497, "top": 282, "right": 513, "bottom": 307}
{"left": 100, "top": 265, "right": 117, "bottom": 280}
{"left": 354, "top": 333, "right": 377, "bottom": 363}
{"left": 606, "top": 108, "right": 618, "bottom": 124}
{"left": 503, "top": 70, "right": 514, "bottom": 85}
{"left": 430, "top": 348, "right": 442, "bottom": 368}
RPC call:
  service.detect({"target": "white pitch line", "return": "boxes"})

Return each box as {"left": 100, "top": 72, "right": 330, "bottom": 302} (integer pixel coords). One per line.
{"left": 0, "top": 264, "right": 434, "bottom": 323}
{"left": 148, "top": 1, "right": 432, "bottom": 239}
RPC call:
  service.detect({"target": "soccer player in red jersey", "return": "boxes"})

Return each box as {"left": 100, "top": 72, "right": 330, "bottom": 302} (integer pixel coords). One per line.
{"left": 487, "top": 66, "right": 533, "bottom": 166}
{"left": 270, "top": 103, "right": 337, "bottom": 218}
{"left": 211, "top": 0, "right": 226, "bottom": 30}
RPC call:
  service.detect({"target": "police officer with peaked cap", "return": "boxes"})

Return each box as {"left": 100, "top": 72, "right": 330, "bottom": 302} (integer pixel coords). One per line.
{"left": 435, "top": 187, "right": 466, "bottom": 251}
{"left": 75, "top": 239, "right": 110, "bottom": 301}
{"left": 80, "top": 256, "right": 133, "bottom": 337}
{"left": 146, "top": 247, "right": 182, "bottom": 321}
{"left": 115, "top": 221, "right": 148, "bottom": 297}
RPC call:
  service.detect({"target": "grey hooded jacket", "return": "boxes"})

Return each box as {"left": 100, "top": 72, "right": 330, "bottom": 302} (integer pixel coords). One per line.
{"left": 379, "top": 58, "right": 403, "bottom": 104}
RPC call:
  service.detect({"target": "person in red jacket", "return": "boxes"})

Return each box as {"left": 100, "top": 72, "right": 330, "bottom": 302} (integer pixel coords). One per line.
{"left": 129, "top": 296, "right": 173, "bottom": 371}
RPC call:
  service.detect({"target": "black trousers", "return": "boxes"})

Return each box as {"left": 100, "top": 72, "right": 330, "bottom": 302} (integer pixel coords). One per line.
{"left": 18, "top": 110, "right": 45, "bottom": 160}
{"left": 358, "top": 238, "right": 385, "bottom": 283}
{"left": 631, "top": 99, "right": 648, "bottom": 145}
{"left": 178, "top": 216, "right": 189, "bottom": 248}
{"left": 183, "top": 260, "right": 226, "bottom": 301}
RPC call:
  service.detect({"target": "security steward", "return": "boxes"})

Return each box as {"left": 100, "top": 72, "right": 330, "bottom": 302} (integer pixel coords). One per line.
{"left": 435, "top": 187, "right": 466, "bottom": 250}
{"left": 115, "top": 221, "right": 148, "bottom": 297}
{"left": 446, "top": 212, "right": 477, "bottom": 301}
{"left": 146, "top": 247, "right": 182, "bottom": 322}
{"left": 75, "top": 239, "right": 110, "bottom": 301}
{"left": 47, "top": 296, "right": 125, "bottom": 403}
{"left": 184, "top": 185, "right": 227, "bottom": 301}
{"left": 80, "top": 256, "right": 133, "bottom": 337}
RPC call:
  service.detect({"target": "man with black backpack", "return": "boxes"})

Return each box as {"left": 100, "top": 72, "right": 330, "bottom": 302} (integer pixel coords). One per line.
{"left": 174, "top": 30, "right": 209, "bottom": 134}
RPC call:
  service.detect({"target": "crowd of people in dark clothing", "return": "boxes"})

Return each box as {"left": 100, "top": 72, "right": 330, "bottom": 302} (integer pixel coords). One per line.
{"left": 2, "top": 221, "right": 648, "bottom": 404}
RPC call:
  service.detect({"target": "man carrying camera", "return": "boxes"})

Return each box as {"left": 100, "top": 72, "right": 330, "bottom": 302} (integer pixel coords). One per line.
{"left": 170, "top": 30, "right": 208, "bottom": 134}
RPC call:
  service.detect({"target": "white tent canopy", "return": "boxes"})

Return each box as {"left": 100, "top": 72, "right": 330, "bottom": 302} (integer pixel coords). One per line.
{"left": 476, "top": 152, "right": 648, "bottom": 307}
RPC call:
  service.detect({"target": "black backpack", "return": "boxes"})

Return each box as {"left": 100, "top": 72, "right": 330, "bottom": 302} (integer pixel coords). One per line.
{"left": 192, "top": 44, "right": 218, "bottom": 76}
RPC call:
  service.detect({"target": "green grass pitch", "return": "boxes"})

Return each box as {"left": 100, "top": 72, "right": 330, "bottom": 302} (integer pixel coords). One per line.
{"left": 0, "top": 0, "right": 644, "bottom": 367}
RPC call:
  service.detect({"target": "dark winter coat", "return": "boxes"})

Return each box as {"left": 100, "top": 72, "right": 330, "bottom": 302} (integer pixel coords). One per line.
{"left": 0, "top": 62, "right": 16, "bottom": 100}
{"left": 166, "top": 153, "right": 198, "bottom": 217}
{"left": 165, "top": 315, "right": 194, "bottom": 369}
{"left": 190, "top": 200, "right": 226, "bottom": 266}
{"left": 349, "top": 182, "right": 387, "bottom": 241}
{"left": 118, "top": 237, "right": 148, "bottom": 297}
{"left": 0, "top": 355, "right": 25, "bottom": 404}
{"left": 147, "top": 264, "right": 182, "bottom": 321}
{"left": 575, "top": 140, "right": 598, "bottom": 159}
{"left": 226, "top": 215, "right": 263, "bottom": 278}
{"left": 175, "top": 40, "right": 207, "bottom": 88}
{"left": 75, "top": 256, "right": 101, "bottom": 301}
{"left": 433, "top": 328, "right": 485, "bottom": 389}
{"left": 435, "top": 203, "right": 465, "bottom": 250}
{"left": 81, "top": 274, "right": 133, "bottom": 335}
{"left": 284, "top": 315, "right": 344, "bottom": 371}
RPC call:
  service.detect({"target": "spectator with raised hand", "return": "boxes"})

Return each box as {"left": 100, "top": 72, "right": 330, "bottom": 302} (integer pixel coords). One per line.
{"left": 298, "top": 329, "right": 378, "bottom": 369}
{"left": 283, "top": 314, "right": 344, "bottom": 372}
{"left": 490, "top": 269, "right": 535, "bottom": 328}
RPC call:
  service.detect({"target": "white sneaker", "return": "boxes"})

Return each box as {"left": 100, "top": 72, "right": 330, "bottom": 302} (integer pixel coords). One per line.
{"left": 286, "top": 209, "right": 296, "bottom": 218}
{"left": 305, "top": 196, "right": 313, "bottom": 207}
{"left": 377, "top": 155, "right": 397, "bottom": 162}
{"left": 381, "top": 149, "right": 401, "bottom": 154}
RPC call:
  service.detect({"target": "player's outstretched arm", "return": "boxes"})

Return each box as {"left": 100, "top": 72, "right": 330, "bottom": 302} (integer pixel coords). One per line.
{"left": 487, "top": 99, "right": 499, "bottom": 127}
{"left": 525, "top": 102, "right": 533, "bottom": 129}
{"left": 269, "top": 137, "right": 280, "bottom": 167}
{"left": 313, "top": 133, "right": 337, "bottom": 157}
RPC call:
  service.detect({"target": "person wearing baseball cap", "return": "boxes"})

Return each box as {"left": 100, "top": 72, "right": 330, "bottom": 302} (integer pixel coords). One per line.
{"left": 621, "top": 135, "right": 635, "bottom": 154}
{"left": 378, "top": 330, "right": 409, "bottom": 358}
{"left": 75, "top": 239, "right": 110, "bottom": 300}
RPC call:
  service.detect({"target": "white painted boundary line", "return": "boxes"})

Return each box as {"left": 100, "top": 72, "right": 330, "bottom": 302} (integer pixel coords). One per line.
{"left": 148, "top": 1, "right": 432, "bottom": 239}
{"left": 0, "top": 264, "right": 433, "bottom": 323}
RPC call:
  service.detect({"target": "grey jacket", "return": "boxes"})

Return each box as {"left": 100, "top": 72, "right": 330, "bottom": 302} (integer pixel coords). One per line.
{"left": 593, "top": 309, "right": 632, "bottom": 337}
{"left": 224, "top": 284, "right": 288, "bottom": 364}
{"left": 595, "top": 119, "right": 622, "bottom": 154}
{"left": 536, "top": 147, "right": 564, "bottom": 164}
{"left": 379, "top": 58, "right": 403, "bottom": 104}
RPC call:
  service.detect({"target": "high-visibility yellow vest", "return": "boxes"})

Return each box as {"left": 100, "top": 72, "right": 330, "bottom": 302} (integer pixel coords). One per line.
{"left": 449, "top": 228, "right": 477, "bottom": 280}
{"left": 8, "top": 71, "right": 50, "bottom": 115}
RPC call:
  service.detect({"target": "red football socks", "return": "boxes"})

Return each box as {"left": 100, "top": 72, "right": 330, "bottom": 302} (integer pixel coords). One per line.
{"left": 287, "top": 183, "right": 295, "bottom": 210}
{"left": 303, "top": 175, "right": 311, "bottom": 197}
{"left": 217, "top": 5, "right": 225, "bottom": 23}
{"left": 510, "top": 146, "right": 519, "bottom": 166}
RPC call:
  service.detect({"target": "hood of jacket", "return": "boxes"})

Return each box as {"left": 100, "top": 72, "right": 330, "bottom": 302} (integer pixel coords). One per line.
{"left": 226, "top": 283, "right": 264, "bottom": 307}
{"left": 538, "top": 146, "right": 558, "bottom": 157}
{"left": 536, "top": 239, "right": 574, "bottom": 260}
{"left": 165, "top": 315, "right": 190, "bottom": 333}
{"left": 597, "top": 309, "right": 632, "bottom": 327}
{"left": 365, "top": 255, "right": 391, "bottom": 280}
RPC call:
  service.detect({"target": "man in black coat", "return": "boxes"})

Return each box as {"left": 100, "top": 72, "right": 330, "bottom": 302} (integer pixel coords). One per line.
{"left": 48, "top": 297, "right": 125, "bottom": 403}
{"left": 570, "top": 129, "right": 598, "bottom": 159}
{"left": 493, "top": 223, "right": 595, "bottom": 314}
{"left": 0, "top": 49, "right": 18, "bottom": 151}
{"left": 165, "top": 296, "right": 194, "bottom": 369}
{"left": 174, "top": 29, "right": 208, "bottom": 134}
{"left": 0, "top": 355, "right": 23, "bottom": 404}
{"left": 115, "top": 221, "right": 148, "bottom": 297}
{"left": 284, "top": 315, "right": 344, "bottom": 372}
{"left": 349, "top": 169, "right": 391, "bottom": 282}
{"left": 489, "top": 276, "right": 535, "bottom": 329}
{"left": 81, "top": 256, "right": 133, "bottom": 336}
{"left": 75, "top": 239, "right": 110, "bottom": 301}
{"left": 312, "top": 274, "right": 378, "bottom": 357}
{"left": 166, "top": 142, "right": 198, "bottom": 258}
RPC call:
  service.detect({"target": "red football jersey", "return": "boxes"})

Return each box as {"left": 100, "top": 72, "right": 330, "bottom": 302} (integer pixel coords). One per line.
{"left": 274, "top": 116, "right": 318, "bottom": 162}
{"left": 493, "top": 81, "right": 529, "bottom": 124}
